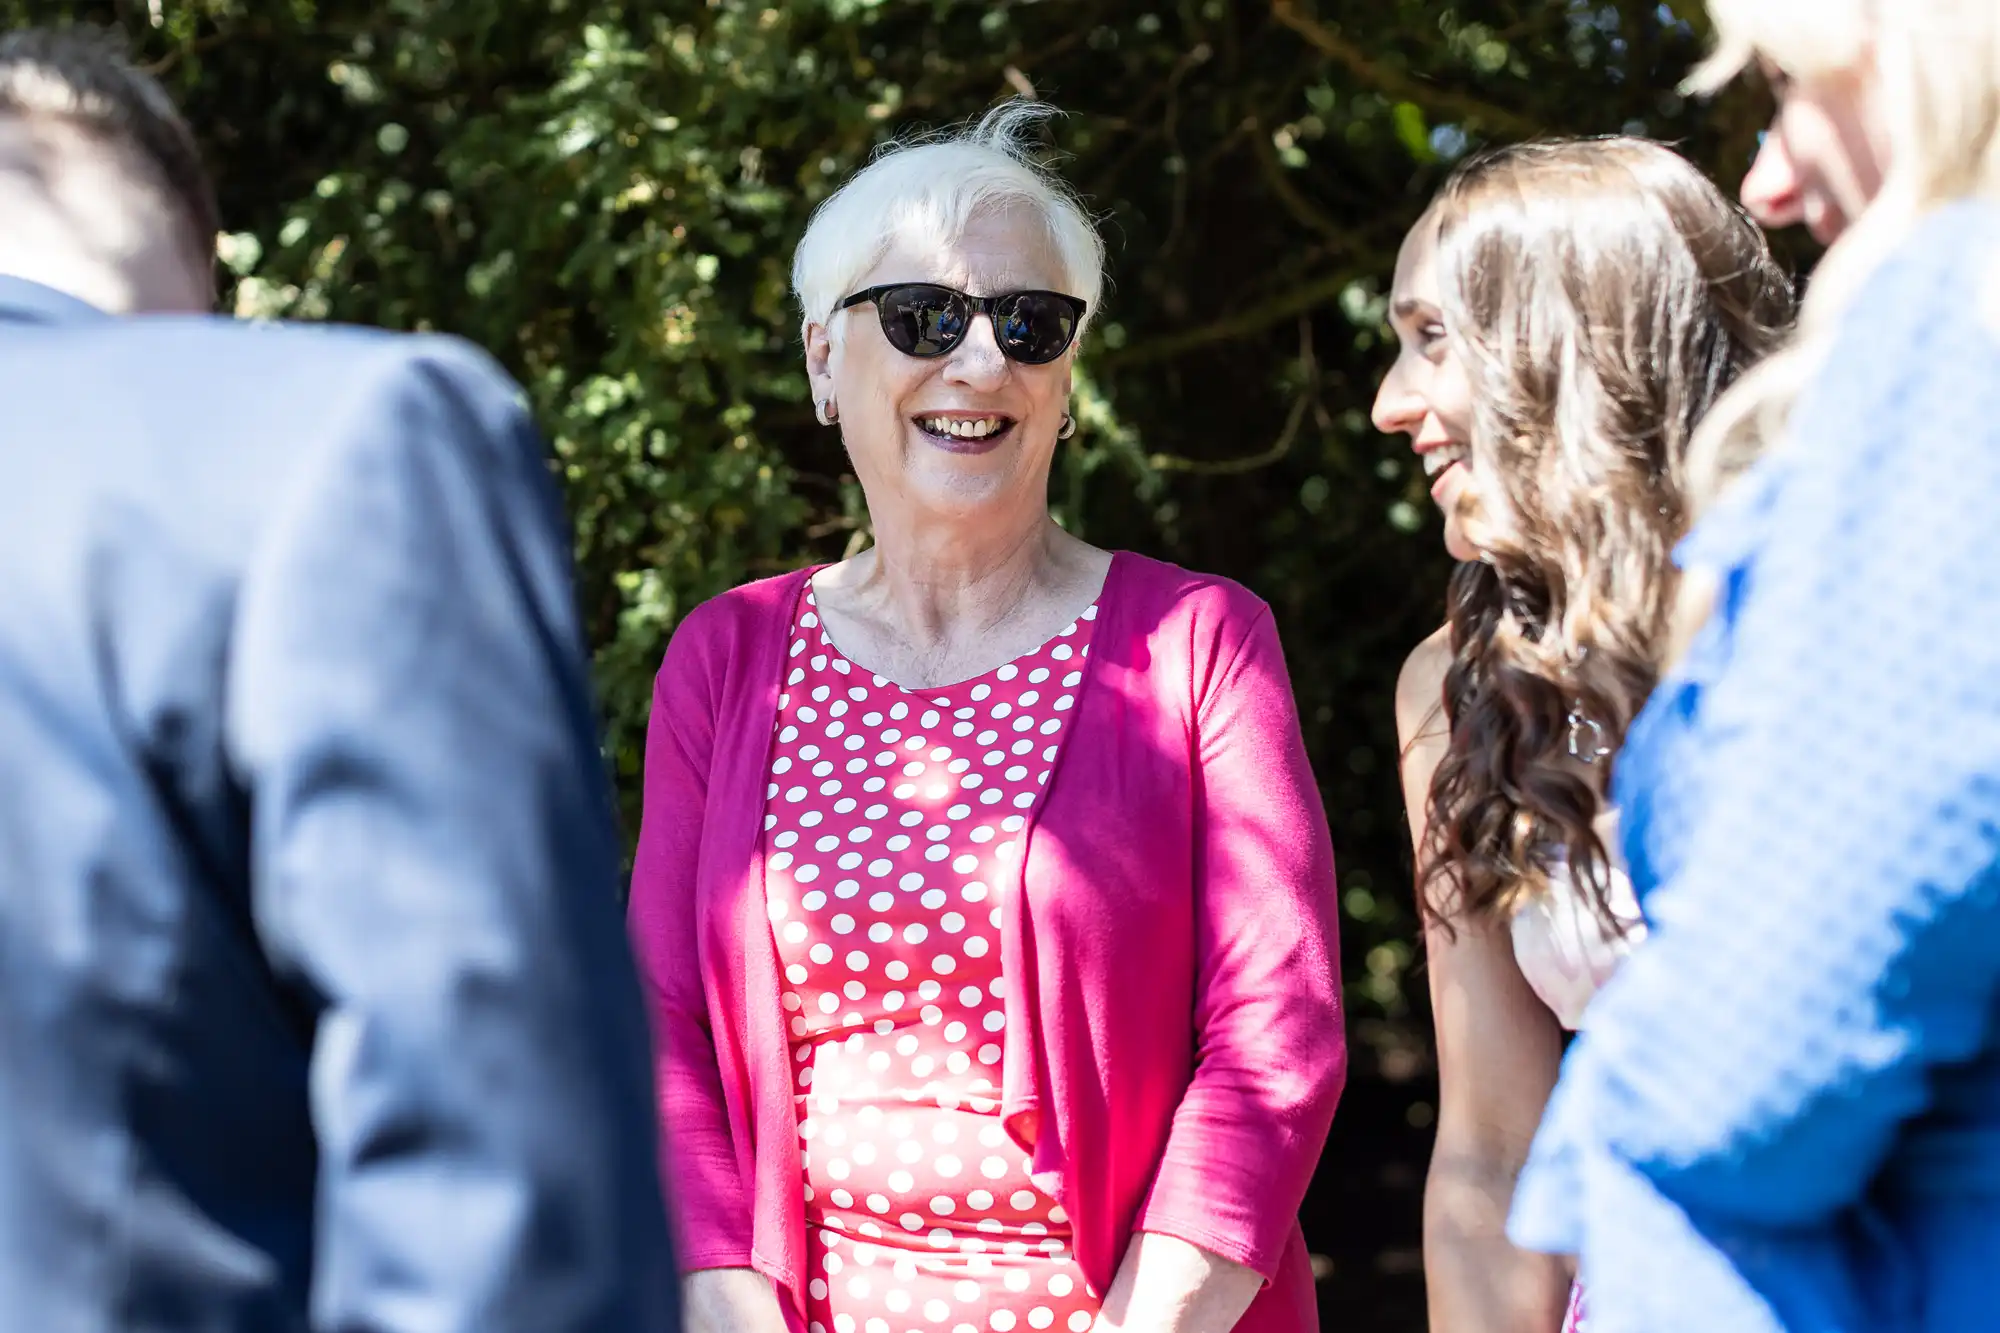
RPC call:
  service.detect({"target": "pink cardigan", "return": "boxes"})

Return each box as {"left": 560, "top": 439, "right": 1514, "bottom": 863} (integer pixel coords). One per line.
{"left": 627, "top": 551, "right": 1346, "bottom": 1331}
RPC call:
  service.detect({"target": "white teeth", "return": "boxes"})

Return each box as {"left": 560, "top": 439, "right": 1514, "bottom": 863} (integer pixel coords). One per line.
{"left": 920, "top": 415, "right": 1006, "bottom": 439}
{"left": 1424, "top": 446, "right": 1468, "bottom": 478}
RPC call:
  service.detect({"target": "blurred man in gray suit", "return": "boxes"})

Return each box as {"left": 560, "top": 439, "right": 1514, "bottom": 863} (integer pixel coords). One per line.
{"left": 0, "top": 27, "right": 679, "bottom": 1332}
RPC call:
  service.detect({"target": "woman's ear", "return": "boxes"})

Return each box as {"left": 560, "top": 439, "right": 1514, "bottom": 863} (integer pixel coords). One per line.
{"left": 805, "top": 321, "right": 836, "bottom": 405}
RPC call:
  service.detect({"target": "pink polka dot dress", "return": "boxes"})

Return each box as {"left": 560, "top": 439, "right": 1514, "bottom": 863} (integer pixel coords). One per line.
{"left": 762, "top": 583, "right": 1102, "bottom": 1333}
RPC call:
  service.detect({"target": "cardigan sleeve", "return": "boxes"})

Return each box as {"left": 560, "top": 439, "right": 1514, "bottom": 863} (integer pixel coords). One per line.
{"left": 1134, "top": 601, "right": 1347, "bottom": 1277}
{"left": 1551, "top": 207, "right": 2000, "bottom": 1234}
{"left": 627, "top": 616, "right": 757, "bottom": 1269}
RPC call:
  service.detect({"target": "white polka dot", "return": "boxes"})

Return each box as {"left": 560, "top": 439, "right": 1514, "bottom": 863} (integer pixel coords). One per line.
{"left": 831, "top": 914, "right": 856, "bottom": 935}
{"left": 797, "top": 863, "right": 822, "bottom": 883}
{"left": 836, "top": 878, "right": 862, "bottom": 898}
{"left": 809, "top": 943, "right": 835, "bottom": 965}
{"left": 991, "top": 1311, "right": 1018, "bottom": 1331}
{"left": 964, "top": 882, "right": 989, "bottom": 902}
{"left": 904, "top": 923, "right": 930, "bottom": 944}
{"left": 992, "top": 702, "right": 1013, "bottom": 719}
{"left": 1028, "top": 1309, "right": 1055, "bottom": 1329}
{"left": 953, "top": 854, "right": 979, "bottom": 872}
{"left": 783, "top": 922, "right": 809, "bottom": 943}
{"left": 1005, "top": 1270, "right": 1032, "bottom": 1293}
{"left": 934, "top": 954, "right": 959, "bottom": 975}
{"left": 926, "top": 1300, "right": 953, "bottom": 1321}
{"left": 1068, "top": 1314, "right": 1093, "bottom": 1332}
{"left": 936, "top": 1154, "right": 962, "bottom": 1176}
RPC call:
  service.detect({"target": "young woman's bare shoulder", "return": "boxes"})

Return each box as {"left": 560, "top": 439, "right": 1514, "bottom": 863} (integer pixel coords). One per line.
{"left": 1396, "top": 625, "right": 1452, "bottom": 751}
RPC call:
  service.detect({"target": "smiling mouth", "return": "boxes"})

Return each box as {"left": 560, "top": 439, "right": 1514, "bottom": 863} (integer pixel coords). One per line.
{"left": 1422, "top": 444, "right": 1468, "bottom": 494}
{"left": 914, "top": 414, "right": 1017, "bottom": 449}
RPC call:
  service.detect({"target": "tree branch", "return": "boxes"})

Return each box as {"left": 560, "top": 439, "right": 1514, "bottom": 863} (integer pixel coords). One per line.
{"left": 1148, "top": 316, "right": 1319, "bottom": 474}
{"left": 1247, "top": 114, "right": 1361, "bottom": 245}
{"left": 1093, "top": 263, "right": 1365, "bottom": 370}
{"left": 1268, "top": 0, "right": 1545, "bottom": 140}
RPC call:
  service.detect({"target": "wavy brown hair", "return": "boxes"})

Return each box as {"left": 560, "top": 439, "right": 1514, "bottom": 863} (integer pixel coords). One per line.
{"left": 1418, "top": 137, "right": 1794, "bottom": 931}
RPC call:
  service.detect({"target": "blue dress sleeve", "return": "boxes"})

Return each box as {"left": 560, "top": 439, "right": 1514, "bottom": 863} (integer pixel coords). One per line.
{"left": 1577, "top": 205, "right": 2000, "bottom": 1227}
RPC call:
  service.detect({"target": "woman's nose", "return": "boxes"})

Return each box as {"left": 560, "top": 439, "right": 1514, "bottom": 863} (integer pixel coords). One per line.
{"left": 942, "top": 312, "right": 1011, "bottom": 386}
{"left": 1372, "top": 374, "right": 1425, "bottom": 438}
{"left": 1741, "top": 129, "right": 1807, "bottom": 231}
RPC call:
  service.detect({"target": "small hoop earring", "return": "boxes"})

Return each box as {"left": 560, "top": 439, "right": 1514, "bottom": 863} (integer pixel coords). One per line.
{"left": 815, "top": 399, "right": 839, "bottom": 427}
{"left": 1565, "top": 704, "right": 1612, "bottom": 765}
{"left": 1057, "top": 412, "right": 1076, "bottom": 440}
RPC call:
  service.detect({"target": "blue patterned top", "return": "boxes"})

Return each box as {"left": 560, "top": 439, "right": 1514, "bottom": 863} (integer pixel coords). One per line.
{"left": 1509, "top": 201, "right": 2000, "bottom": 1333}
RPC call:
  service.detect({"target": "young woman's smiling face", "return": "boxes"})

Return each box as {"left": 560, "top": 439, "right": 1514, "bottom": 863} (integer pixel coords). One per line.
{"left": 1373, "top": 214, "right": 1483, "bottom": 563}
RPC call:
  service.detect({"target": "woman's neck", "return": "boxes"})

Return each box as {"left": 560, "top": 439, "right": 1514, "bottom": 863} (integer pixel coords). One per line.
{"left": 850, "top": 511, "right": 1064, "bottom": 650}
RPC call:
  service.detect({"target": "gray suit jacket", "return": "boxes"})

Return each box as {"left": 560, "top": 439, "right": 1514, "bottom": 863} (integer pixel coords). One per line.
{"left": 0, "top": 277, "right": 679, "bottom": 1332}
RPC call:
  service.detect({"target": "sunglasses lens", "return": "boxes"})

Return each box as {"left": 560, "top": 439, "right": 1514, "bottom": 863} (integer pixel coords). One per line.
{"left": 877, "top": 285, "right": 967, "bottom": 357}
{"left": 995, "top": 293, "right": 1080, "bottom": 364}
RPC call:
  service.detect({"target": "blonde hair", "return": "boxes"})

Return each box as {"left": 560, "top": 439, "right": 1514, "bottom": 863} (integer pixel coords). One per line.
{"left": 790, "top": 100, "right": 1105, "bottom": 345}
{"left": 1682, "top": 0, "right": 2000, "bottom": 509}
{"left": 1420, "top": 138, "right": 1793, "bottom": 928}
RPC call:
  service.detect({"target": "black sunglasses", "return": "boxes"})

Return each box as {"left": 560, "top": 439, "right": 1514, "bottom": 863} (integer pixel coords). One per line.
{"left": 836, "top": 283, "right": 1088, "bottom": 366}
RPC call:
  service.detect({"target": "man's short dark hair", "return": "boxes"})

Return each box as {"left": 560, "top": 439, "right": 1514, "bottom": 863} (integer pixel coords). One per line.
{"left": 0, "top": 25, "right": 218, "bottom": 260}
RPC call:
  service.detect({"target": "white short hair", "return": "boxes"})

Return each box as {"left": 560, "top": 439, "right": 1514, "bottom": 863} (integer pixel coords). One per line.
{"left": 790, "top": 100, "right": 1106, "bottom": 345}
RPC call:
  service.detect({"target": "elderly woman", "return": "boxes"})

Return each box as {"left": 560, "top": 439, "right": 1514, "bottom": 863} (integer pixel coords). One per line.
{"left": 627, "top": 102, "right": 1345, "bottom": 1333}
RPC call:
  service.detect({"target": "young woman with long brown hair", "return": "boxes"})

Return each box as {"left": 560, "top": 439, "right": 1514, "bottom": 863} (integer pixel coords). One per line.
{"left": 1372, "top": 137, "right": 1792, "bottom": 1333}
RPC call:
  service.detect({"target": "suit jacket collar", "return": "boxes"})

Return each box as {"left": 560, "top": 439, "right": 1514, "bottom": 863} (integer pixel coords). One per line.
{"left": 0, "top": 276, "right": 111, "bottom": 326}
